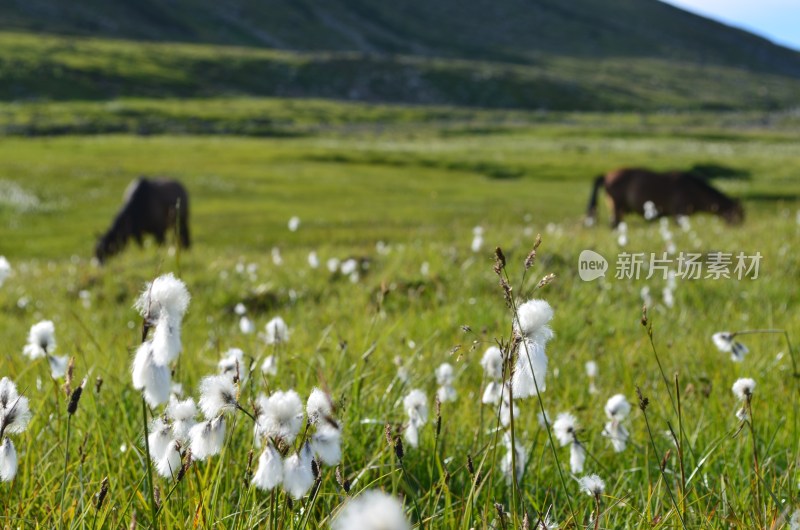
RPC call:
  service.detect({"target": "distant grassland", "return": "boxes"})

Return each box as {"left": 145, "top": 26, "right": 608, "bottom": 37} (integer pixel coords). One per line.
{"left": 1, "top": 102, "right": 800, "bottom": 528}
{"left": 2, "top": 31, "right": 800, "bottom": 111}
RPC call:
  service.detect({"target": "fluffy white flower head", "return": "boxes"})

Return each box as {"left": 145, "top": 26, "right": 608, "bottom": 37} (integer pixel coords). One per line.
{"left": 712, "top": 332, "right": 749, "bottom": 362}
{"left": 0, "top": 378, "right": 32, "bottom": 434}
{"left": 264, "top": 317, "right": 290, "bottom": 345}
{"left": 218, "top": 348, "right": 245, "bottom": 375}
{"left": 252, "top": 442, "right": 283, "bottom": 491}
{"left": 332, "top": 490, "right": 410, "bottom": 530}
{"left": 481, "top": 346, "right": 503, "bottom": 380}
{"left": 198, "top": 375, "right": 239, "bottom": 419}
{"left": 135, "top": 273, "right": 190, "bottom": 323}
{"left": 604, "top": 394, "right": 631, "bottom": 420}
{"left": 0, "top": 438, "right": 17, "bottom": 482}
{"left": 511, "top": 338, "right": 548, "bottom": 399}
{"left": 553, "top": 412, "right": 578, "bottom": 447}
{"left": 306, "top": 388, "right": 333, "bottom": 424}
{"left": 732, "top": 378, "right": 756, "bottom": 401}
{"left": 283, "top": 443, "right": 314, "bottom": 499}
{"left": 404, "top": 390, "right": 428, "bottom": 426}
{"left": 189, "top": 417, "right": 226, "bottom": 461}
{"left": 435, "top": 363, "right": 454, "bottom": 386}
{"left": 255, "top": 390, "right": 304, "bottom": 444}
{"left": 579, "top": 474, "right": 605, "bottom": 497}
{"left": 0, "top": 256, "right": 10, "bottom": 286}
{"left": 514, "top": 299, "right": 554, "bottom": 341}
{"left": 23, "top": 320, "right": 56, "bottom": 360}
{"left": 131, "top": 342, "right": 171, "bottom": 407}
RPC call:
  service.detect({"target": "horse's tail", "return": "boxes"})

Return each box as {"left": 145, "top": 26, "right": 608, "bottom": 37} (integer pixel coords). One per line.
{"left": 585, "top": 174, "right": 605, "bottom": 225}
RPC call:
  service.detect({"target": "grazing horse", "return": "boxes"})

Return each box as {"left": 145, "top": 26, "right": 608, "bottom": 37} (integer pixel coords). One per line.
{"left": 95, "top": 177, "right": 190, "bottom": 263}
{"left": 585, "top": 168, "right": 744, "bottom": 228}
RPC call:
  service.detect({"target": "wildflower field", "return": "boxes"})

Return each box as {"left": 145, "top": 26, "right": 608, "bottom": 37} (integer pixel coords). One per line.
{"left": 1, "top": 102, "right": 799, "bottom": 528}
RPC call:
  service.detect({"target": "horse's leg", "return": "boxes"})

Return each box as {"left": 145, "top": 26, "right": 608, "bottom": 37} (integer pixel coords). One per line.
{"left": 154, "top": 229, "right": 166, "bottom": 246}
{"left": 133, "top": 230, "right": 144, "bottom": 247}
{"left": 606, "top": 196, "right": 623, "bottom": 228}
{"left": 179, "top": 216, "right": 191, "bottom": 248}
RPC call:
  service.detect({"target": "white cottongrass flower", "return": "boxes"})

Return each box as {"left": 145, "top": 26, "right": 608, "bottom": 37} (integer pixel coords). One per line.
{"left": 481, "top": 346, "right": 504, "bottom": 380}
{"left": 500, "top": 383, "right": 519, "bottom": 428}
{"left": 604, "top": 394, "right": 631, "bottom": 419}
{"left": 662, "top": 287, "right": 675, "bottom": 309}
{"left": 0, "top": 254, "right": 9, "bottom": 276}
{"left": 640, "top": 286, "right": 653, "bottom": 309}
{"left": 435, "top": 363, "right": 457, "bottom": 403}
{"left": 167, "top": 396, "right": 197, "bottom": 442}
{"left": 570, "top": 442, "right": 586, "bottom": 474}
{"left": 234, "top": 303, "right": 247, "bottom": 316}
{"left": 131, "top": 342, "right": 171, "bottom": 407}
{"left": 585, "top": 360, "right": 598, "bottom": 394}
{"left": 23, "top": 320, "right": 56, "bottom": 360}
{"left": 712, "top": 332, "right": 749, "bottom": 362}
{"left": 239, "top": 316, "right": 255, "bottom": 335}
{"left": 481, "top": 346, "right": 504, "bottom": 404}
{"left": 553, "top": 413, "right": 578, "bottom": 447}
{"left": 252, "top": 441, "right": 283, "bottom": 491}
{"left": 218, "top": 348, "right": 245, "bottom": 376}
{"left": 189, "top": 417, "right": 226, "bottom": 461}
{"left": 147, "top": 418, "right": 173, "bottom": 462}
{"left": 264, "top": 317, "right": 290, "bottom": 345}
{"left": 732, "top": 378, "right": 756, "bottom": 401}
{"left": 255, "top": 390, "right": 304, "bottom": 444}
{"left": 617, "top": 222, "right": 628, "bottom": 246}
{"left": 332, "top": 490, "right": 411, "bottom": 530}
{"left": 308, "top": 251, "right": 319, "bottom": 269}
{"left": 311, "top": 423, "right": 342, "bottom": 466}
{"left": 0, "top": 438, "right": 17, "bottom": 482}
{"left": 261, "top": 355, "right": 277, "bottom": 376}
{"left": 471, "top": 226, "right": 484, "bottom": 253}
{"left": 514, "top": 299, "right": 554, "bottom": 341}
{"left": 0, "top": 256, "right": 10, "bottom": 286}
{"left": 155, "top": 441, "right": 182, "bottom": 479}
{"left": 283, "top": 443, "right": 315, "bottom": 499}
{"left": 500, "top": 432, "right": 527, "bottom": 484}
{"left": 327, "top": 257, "right": 340, "bottom": 273}
{"left": 135, "top": 273, "right": 190, "bottom": 323}
{"left": 306, "top": 388, "right": 333, "bottom": 424}
{"left": 271, "top": 247, "right": 283, "bottom": 266}
{"left": 47, "top": 355, "right": 69, "bottom": 379}
{"left": 340, "top": 259, "right": 358, "bottom": 276}
{"left": 0, "top": 378, "right": 32, "bottom": 435}
{"left": 579, "top": 474, "right": 605, "bottom": 497}
{"left": 511, "top": 338, "right": 549, "bottom": 399}
{"left": 198, "top": 375, "right": 239, "bottom": 419}
{"left": 603, "top": 394, "right": 631, "bottom": 452}
{"left": 643, "top": 201, "right": 658, "bottom": 220}
{"left": 403, "top": 389, "right": 428, "bottom": 449}
{"left": 135, "top": 274, "right": 190, "bottom": 366}
{"left": 288, "top": 216, "right": 301, "bottom": 232}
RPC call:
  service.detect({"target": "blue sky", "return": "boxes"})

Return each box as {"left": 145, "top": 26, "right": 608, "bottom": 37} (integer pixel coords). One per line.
{"left": 662, "top": 0, "right": 800, "bottom": 51}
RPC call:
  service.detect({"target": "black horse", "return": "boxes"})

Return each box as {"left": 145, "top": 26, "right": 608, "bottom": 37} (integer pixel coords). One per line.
{"left": 95, "top": 177, "right": 190, "bottom": 263}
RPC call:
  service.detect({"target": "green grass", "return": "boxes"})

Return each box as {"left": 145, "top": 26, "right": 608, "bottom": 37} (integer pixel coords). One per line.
{"left": 1, "top": 106, "right": 799, "bottom": 528}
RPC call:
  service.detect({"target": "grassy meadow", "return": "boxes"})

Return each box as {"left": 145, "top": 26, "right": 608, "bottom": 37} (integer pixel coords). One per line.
{"left": 1, "top": 101, "right": 800, "bottom": 528}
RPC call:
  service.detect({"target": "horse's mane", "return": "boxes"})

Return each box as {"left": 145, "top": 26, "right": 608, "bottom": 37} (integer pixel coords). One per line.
{"left": 99, "top": 178, "right": 150, "bottom": 250}
{"left": 681, "top": 172, "right": 735, "bottom": 206}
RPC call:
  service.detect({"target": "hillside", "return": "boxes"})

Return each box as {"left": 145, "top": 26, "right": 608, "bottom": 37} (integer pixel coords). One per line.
{"left": 1, "top": 0, "right": 800, "bottom": 111}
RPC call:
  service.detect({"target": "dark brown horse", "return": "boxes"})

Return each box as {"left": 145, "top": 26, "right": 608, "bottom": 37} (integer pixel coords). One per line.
{"left": 586, "top": 168, "right": 744, "bottom": 228}
{"left": 95, "top": 177, "right": 190, "bottom": 263}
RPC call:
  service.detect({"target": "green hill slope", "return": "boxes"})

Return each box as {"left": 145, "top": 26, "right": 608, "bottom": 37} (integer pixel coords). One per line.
{"left": 1, "top": 0, "right": 800, "bottom": 110}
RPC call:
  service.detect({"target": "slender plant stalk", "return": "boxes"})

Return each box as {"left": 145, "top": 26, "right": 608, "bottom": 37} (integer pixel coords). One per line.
{"left": 638, "top": 387, "right": 687, "bottom": 530}
{"left": 59, "top": 415, "right": 72, "bottom": 530}
{"left": 141, "top": 396, "right": 158, "bottom": 529}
